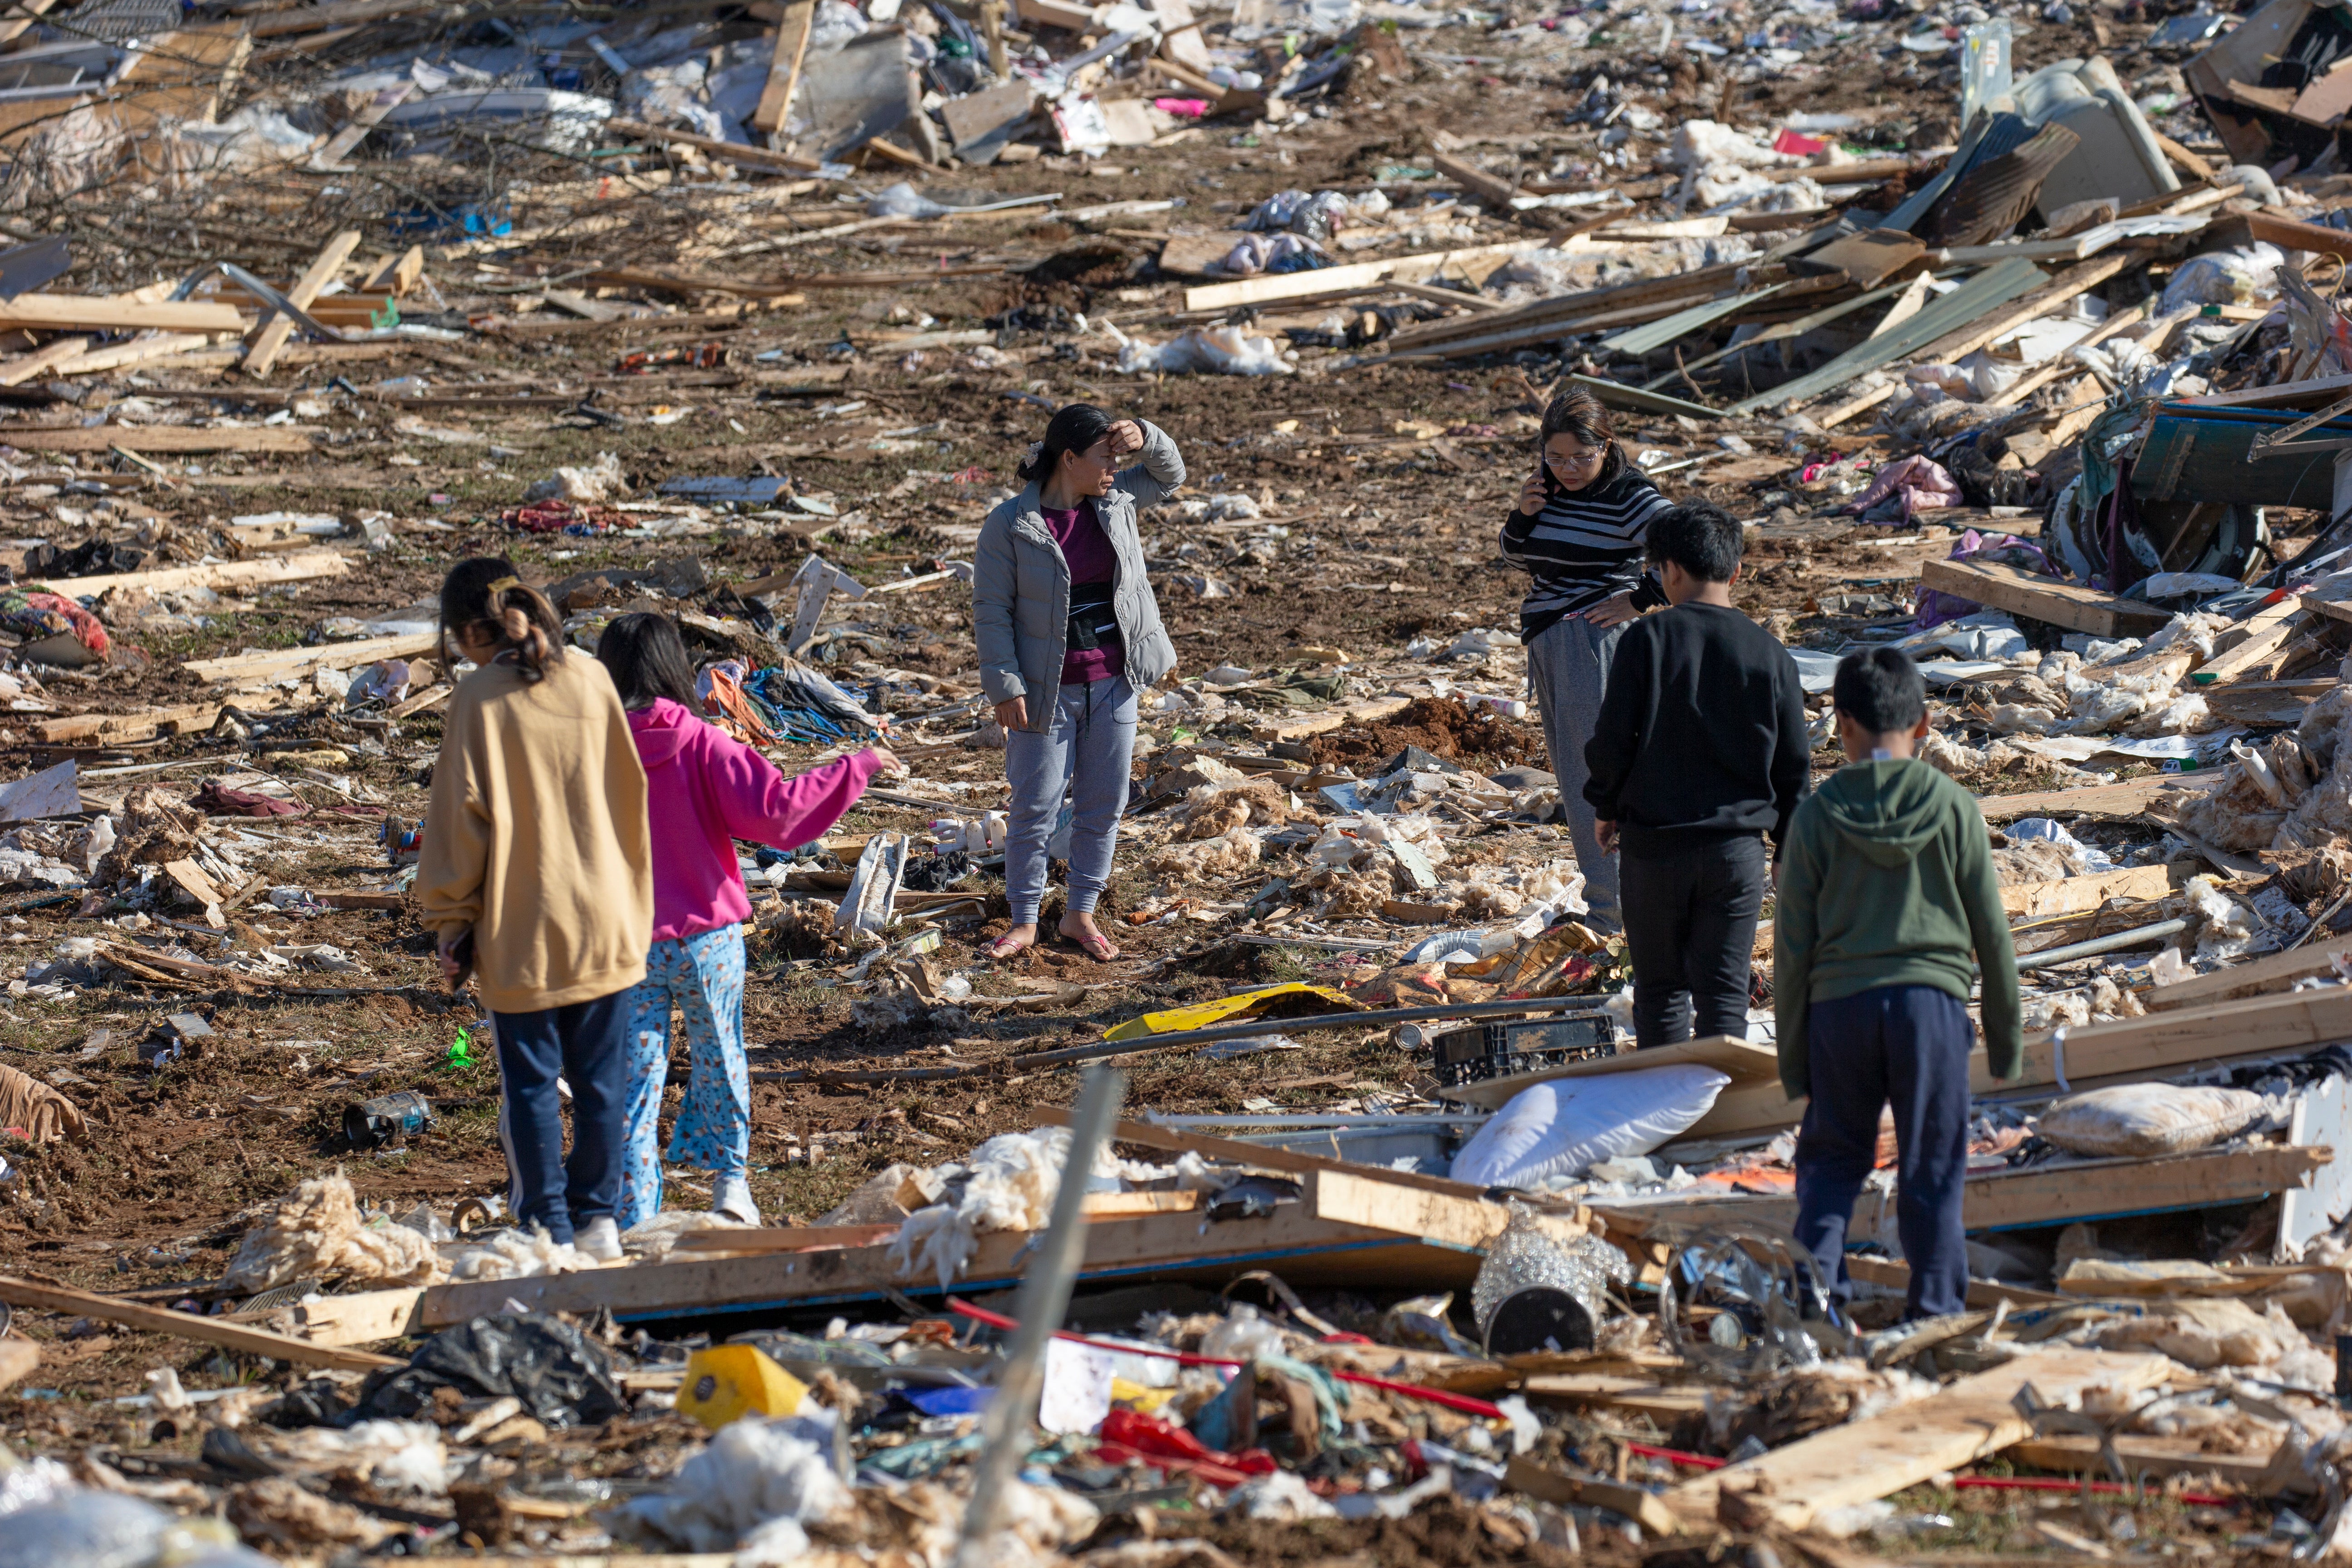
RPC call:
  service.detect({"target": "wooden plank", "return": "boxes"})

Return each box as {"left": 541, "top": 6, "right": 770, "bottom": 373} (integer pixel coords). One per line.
{"left": 1184, "top": 239, "right": 1545, "bottom": 313}
{"left": 29, "top": 548, "right": 350, "bottom": 601}
{"left": 2154, "top": 133, "right": 2217, "bottom": 183}
{"left": 0, "top": 1274, "right": 402, "bottom": 1372}
{"left": 2196, "top": 604, "right": 2306, "bottom": 684}
{"left": 1431, "top": 151, "right": 1520, "bottom": 208}
{"left": 1920, "top": 557, "right": 2173, "bottom": 638}
{"left": 2147, "top": 939, "right": 2352, "bottom": 1010}
{"left": 360, "top": 245, "right": 425, "bottom": 296}
{"left": 0, "top": 0, "right": 61, "bottom": 48}
{"left": 0, "top": 425, "right": 318, "bottom": 454}
{"left": 1665, "top": 1351, "right": 2174, "bottom": 1528}
{"left": 1602, "top": 1145, "right": 2329, "bottom": 1244}
{"left": 23, "top": 701, "right": 238, "bottom": 745}
{"left": 1842, "top": 1254, "right": 2066, "bottom": 1308}
{"left": 53, "top": 333, "right": 218, "bottom": 377}
{"left": 1311, "top": 1167, "right": 1511, "bottom": 1250}
{"left": 317, "top": 891, "right": 405, "bottom": 911}
{"left": 752, "top": 0, "right": 817, "bottom": 134}
{"left": 2011, "top": 1432, "right": 2278, "bottom": 1486}
{"left": 1999, "top": 862, "right": 2174, "bottom": 918}
{"left": 1250, "top": 692, "right": 1413, "bottom": 744}
{"left": 1518, "top": 1373, "right": 1709, "bottom": 1420}
{"left": 246, "top": 0, "right": 436, "bottom": 37}
{"left": 248, "top": 1285, "right": 425, "bottom": 1347}
{"left": 1504, "top": 1456, "right": 1684, "bottom": 1535}
{"left": 1912, "top": 252, "right": 2139, "bottom": 367}
{"left": 607, "top": 114, "right": 819, "bottom": 173}
{"left": 0, "top": 334, "right": 87, "bottom": 387}
{"left": 184, "top": 630, "right": 437, "bottom": 683}
{"left": 413, "top": 1201, "right": 1484, "bottom": 1329}
{"left": 0, "top": 295, "right": 249, "bottom": 333}
{"left": 243, "top": 228, "right": 363, "bottom": 378}
{"left": 1976, "top": 773, "right": 2221, "bottom": 822}
{"left": 2205, "top": 209, "right": 2352, "bottom": 265}
{"left": 676, "top": 1222, "right": 905, "bottom": 1254}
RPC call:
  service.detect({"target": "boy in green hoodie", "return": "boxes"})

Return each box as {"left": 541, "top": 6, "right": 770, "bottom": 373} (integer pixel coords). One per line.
{"left": 1775, "top": 647, "right": 2021, "bottom": 1321}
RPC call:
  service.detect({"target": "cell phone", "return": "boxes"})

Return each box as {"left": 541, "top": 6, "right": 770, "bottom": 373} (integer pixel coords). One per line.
{"left": 447, "top": 930, "right": 475, "bottom": 995}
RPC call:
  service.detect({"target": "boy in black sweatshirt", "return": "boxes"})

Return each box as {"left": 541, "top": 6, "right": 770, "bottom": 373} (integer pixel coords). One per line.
{"left": 1583, "top": 502, "right": 1811, "bottom": 1048}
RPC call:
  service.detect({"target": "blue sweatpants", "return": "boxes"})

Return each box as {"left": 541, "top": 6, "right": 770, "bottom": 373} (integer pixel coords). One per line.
{"left": 1004, "top": 675, "right": 1137, "bottom": 925}
{"left": 493, "top": 988, "right": 631, "bottom": 1246}
{"left": 1791, "top": 983, "right": 1974, "bottom": 1321}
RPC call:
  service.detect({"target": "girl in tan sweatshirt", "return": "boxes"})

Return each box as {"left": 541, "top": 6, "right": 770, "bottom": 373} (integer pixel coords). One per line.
{"left": 415, "top": 557, "right": 652, "bottom": 1260}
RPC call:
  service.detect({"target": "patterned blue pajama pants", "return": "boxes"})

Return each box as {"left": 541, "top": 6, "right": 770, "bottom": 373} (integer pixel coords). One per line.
{"left": 618, "top": 923, "right": 750, "bottom": 1231}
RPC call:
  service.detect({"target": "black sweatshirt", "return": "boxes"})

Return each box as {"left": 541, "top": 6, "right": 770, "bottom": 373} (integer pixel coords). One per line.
{"left": 1581, "top": 600, "right": 1812, "bottom": 858}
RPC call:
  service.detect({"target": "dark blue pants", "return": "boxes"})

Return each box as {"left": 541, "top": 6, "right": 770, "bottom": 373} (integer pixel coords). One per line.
{"left": 1791, "top": 983, "right": 1973, "bottom": 1321}
{"left": 1620, "top": 834, "right": 1767, "bottom": 1048}
{"left": 493, "top": 989, "right": 631, "bottom": 1245}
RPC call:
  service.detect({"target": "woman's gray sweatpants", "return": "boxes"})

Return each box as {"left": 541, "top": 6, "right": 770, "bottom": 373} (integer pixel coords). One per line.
{"left": 1004, "top": 675, "right": 1137, "bottom": 925}
{"left": 1527, "top": 616, "right": 1625, "bottom": 932}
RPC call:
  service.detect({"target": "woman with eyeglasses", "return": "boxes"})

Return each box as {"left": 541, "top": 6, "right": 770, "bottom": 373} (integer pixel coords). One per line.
{"left": 974, "top": 402, "right": 1184, "bottom": 962}
{"left": 1500, "top": 387, "right": 1672, "bottom": 934}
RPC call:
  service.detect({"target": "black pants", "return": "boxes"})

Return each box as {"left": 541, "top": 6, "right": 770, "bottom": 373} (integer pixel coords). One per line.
{"left": 1620, "top": 833, "right": 1767, "bottom": 1049}
{"left": 1791, "top": 984, "right": 1974, "bottom": 1321}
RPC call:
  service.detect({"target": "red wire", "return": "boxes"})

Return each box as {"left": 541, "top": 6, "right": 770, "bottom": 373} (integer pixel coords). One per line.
{"left": 945, "top": 1297, "right": 1507, "bottom": 1419}
{"left": 1622, "top": 1443, "right": 2237, "bottom": 1509}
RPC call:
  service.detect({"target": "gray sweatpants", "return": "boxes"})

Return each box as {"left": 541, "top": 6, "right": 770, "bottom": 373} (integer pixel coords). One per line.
{"left": 1527, "top": 615, "right": 1625, "bottom": 932}
{"left": 1004, "top": 676, "right": 1137, "bottom": 924}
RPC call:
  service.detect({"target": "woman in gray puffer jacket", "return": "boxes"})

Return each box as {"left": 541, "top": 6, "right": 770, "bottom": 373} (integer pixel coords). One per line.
{"left": 973, "top": 403, "right": 1182, "bottom": 961}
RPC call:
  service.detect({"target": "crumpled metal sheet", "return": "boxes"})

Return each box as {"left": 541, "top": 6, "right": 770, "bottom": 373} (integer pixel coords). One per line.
{"left": 1924, "top": 119, "right": 2082, "bottom": 246}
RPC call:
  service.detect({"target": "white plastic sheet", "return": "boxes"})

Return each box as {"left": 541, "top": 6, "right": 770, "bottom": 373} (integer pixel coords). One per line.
{"left": 1449, "top": 1066, "right": 1732, "bottom": 1188}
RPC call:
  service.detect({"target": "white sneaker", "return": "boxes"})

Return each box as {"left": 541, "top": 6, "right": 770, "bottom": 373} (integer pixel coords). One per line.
{"left": 575, "top": 1215, "right": 622, "bottom": 1262}
{"left": 712, "top": 1175, "right": 761, "bottom": 1226}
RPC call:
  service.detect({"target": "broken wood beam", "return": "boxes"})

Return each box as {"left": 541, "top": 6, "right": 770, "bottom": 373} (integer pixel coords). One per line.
{"left": 0, "top": 1273, "right": 402, "bottom": 1372}
{"left": 0, "top": 294, "right": 249, "bottom": 333}
{"left": 0, "top": 424, "right": 318, "bottom": 454}
{"left": 2146, "top": 938, "right": 2352, "bottom": 1010}
{"left": 605, "top": 115, "right": 821, "bottom": 173}
{"left": 33, "top": 548, "right": 352, "bottom": 600}
{"left": 1664, "top": 1351, "right": 2173, "bottom": 1529}
{"left": 1504, "top": 1455, "right": 1684, "bottom": 1534}
{"left": 1919, "top": 556, "right": 2175, "bottom": 638}
{"left": 244, "top": 226, "right": 360, "bottom": 378}
{"left": 183, "top": 630, "right": 437, "bottom": 684}
{"left": 751, "top": 0, "right": 815, "bottom": 133}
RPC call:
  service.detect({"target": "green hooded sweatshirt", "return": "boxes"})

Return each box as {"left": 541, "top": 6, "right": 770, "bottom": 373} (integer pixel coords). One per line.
{"left": 1773, "top": 757, "right": 2021, "bottom": 1101}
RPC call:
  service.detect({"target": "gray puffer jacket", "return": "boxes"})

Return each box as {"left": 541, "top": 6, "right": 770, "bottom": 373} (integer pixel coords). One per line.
{"left": 972, "top": 420, "right": 1183, "bottom": 729}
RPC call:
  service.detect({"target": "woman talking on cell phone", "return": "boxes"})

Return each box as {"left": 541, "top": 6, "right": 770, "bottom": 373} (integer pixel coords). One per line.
{"left": 973, "top": 402, "right": 1183, "bottom": 963}
{"left": 1499, "top": 387, "right": 1672, "bottom": 935}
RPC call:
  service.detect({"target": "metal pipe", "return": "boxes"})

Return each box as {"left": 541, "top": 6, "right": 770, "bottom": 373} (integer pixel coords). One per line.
{"left": 761, "top": 994, "right": 1613, "bottom": 1085}
{"left": 2013, "top": 918, "right": 2187, "bottom": 972}
{"left": 952, "top": 1065, "right": 1125, "bottom": 1567}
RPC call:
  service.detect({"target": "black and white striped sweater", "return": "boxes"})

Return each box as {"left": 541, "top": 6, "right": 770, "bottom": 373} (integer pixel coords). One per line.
{"left": 1498, "top": 466, "right": 1673, "bottom": 640}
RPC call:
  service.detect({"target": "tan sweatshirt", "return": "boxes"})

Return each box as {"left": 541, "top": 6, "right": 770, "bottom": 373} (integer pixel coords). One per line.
{"left": 416, "top": 652, "right": 652, "bottom": 1014}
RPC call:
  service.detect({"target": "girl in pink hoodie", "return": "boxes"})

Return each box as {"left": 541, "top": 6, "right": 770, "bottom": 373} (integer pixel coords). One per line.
{"left": 598, "top": 613, "right": 897, "bottom": 1227}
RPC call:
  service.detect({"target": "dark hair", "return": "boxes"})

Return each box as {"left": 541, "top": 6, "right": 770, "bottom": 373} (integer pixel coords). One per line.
{"left": 1648, "top": 501, "right": 1743, "bottom": 583}
{"left": 1016, "top": 402, "right": 1116, "bottom": 485}
{"left": 596, "top": 612, "right": 701, "bottom": 711}
{"left": 1539, "top": 386, "right": 1625, "bottom": 488}
{"left": 439, "top": 557, "right": 564, "bottom": 685}
{"left": 1834, "top": 647, "right": 1927, "bottom": 735}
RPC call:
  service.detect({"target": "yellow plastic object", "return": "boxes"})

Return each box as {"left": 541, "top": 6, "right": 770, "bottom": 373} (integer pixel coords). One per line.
{"left": 1111, "top": 1377, "right": 1179, "bottom": 1415}
{"left": 1101, "top": 982, "right": 1361, "bottom": 1042}
{"left": 676, "top": 1344, "right": 809, "bottom": 1431}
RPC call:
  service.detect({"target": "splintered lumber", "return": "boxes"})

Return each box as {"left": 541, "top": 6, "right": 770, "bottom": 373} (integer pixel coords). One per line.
{"left": 0, "top": 1274, "right": 402, "bottom": 1372}
{"left": 1999, "top": 862, "right": 2175, "bottom": 918}
{"left": 1842, "top": 1254, "right": 2066, "bottom": 1308}
{"left": 360, "top": 245, "right": 425, "bottom": 296}
{"left": 606, "top": 116, "right": 820, "bottom": 173}
{"left": 0, "top": 334, "right": 88, "bottom": 387}
{"left": 1605, "top": 1143, "right": 2329, "bottom": 1242}
{"left": 2147, "top": 939, "right": 2352, "bottom": 1010}
{"left": 2197, "top": 602, "right": 2308, "bottom": 684}
{"left": 1384, "top": 261, "right": 1758, "bottom": 355}
{"left": 39, "top": 549, "right": 354, "bottom": 601}
{"left": 1664, "top": 1351, "right": 2173, "bottom": 1529}
{"left": 1251, "top": 692, "right": 1414, "bottom": 743}
{"left": 1504, "top": 1456, "right": 1684, "bottom": 1534}
{"left": 2011, "top": 1433, "right": 2279, "bottom": 1486}
{"left": 1920, "top": 557, "right": 2173, "bottom": 638}
{"left": 1911, "top": 251, "right": 2140, "bottom": 367}
{"left": 403, "top": 1166, "right": 1496, "bottom": 1329}
{"left": 1975, "top": 772, "right": 2222, "bottom": 821}
{"left": 246, "top": 0, "right": 438, "bottom": 37}
{"left": 23, "top": 701, "right": 243, "bottom": 745}
{"left": 0, "top": 0, "right": 60, "bottom": 48}
{"left": 0, "top": 425, "right": 318, "bottom": 454}
{"left": 751, "top": 0, "right": 816, "bottom": 134}
{"left": 53, "top": 334, "right": 216, "bottom": 377}
{"left": 229, "top": 1286, "right": 425, "bottom": 1348}
{"left": 184, "top": 630, "right": 437, "bottom": 684}
{"left": 1184, "top": 239, "right": 1543, "bottom": 313}
{"left": 0, "top": 294, "right": 248, "bottom": 333}
{"left": 245, "top": 228, "right": 362, "bottom": 378}
{"left": 1515, "top": 1374, "right": 1708, "bottom": 1421}
{"left": 674, "top": 1222, "right": 905, "bottom": 1254}
{"left": 1431, "top": 152, "right": 1521, "bottom": 207}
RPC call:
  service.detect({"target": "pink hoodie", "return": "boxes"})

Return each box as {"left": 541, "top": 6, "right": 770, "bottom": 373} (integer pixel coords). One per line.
{"left": 627, "top": 697, "right": 883, "bottom": 944}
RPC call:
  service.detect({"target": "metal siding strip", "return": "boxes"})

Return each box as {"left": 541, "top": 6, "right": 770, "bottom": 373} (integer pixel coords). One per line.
{"left": 1730, "top": 257, "right": 2044, "bottom": 414}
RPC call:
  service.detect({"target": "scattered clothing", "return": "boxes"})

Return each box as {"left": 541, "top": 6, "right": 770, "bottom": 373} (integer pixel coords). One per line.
{"left": 618, "top": 924, "right": 750, "bottom": 1230}
{"left": 1498, "top": 464, "right": 1671, "bottom": 642}
{"left": 1792, "top": 984, "right": 1974, "bottom": 1320}
{"left": 494, "top": 989, "right": 632, "bottom": 1245}
{"left": 192, "top": 779, "right": 305, "bottom": 818}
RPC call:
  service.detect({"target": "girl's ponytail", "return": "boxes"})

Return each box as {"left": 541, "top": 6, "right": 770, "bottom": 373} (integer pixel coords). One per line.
{"left": 439, "top": 557, "right": 566, "bottom": 683}
{"left": 1016, "top": 402, "right": 1116, "bottom": 485}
